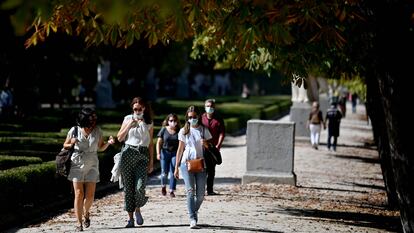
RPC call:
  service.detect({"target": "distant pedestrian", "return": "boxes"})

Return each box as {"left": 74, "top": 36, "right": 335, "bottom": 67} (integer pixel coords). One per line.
{"left": 116, "top": 97, "right": 154, "bottom": 228}
{"left": 351, "top": 93, "right": 358, "bottom": 113}
{"left": 65, "top": 107, "right": 115, "bottom": 231}
{"left": 156, "top": 113, "right": 181, "bottom": 197}
{"left": 325, "top": 103, "right": 342, "bottom": 151}
{"left": 201, "top": 98, "right": 225, "bottom": 195}
{"left": 174, "top": 106, "right": 212, "bottom": 229}
{"left": 338, "top": 93, "right": 347, "bottom": 117}
{"left": 307, "top": 101, "right": 324, "bottom": 150}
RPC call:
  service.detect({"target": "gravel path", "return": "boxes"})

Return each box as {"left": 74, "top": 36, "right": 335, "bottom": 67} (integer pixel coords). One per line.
{"left": 8, "top": 103, "right": 400, "bottom": 233}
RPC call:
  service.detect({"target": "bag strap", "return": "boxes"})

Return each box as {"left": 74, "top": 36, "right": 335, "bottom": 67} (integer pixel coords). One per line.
{"left": 72, "top": 126, "right": 78, "bottom": 138}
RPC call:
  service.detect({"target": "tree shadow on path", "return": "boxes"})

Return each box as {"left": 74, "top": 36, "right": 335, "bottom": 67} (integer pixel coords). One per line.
{"left": 275, "top": 207, "right": 402, "bottom": 232}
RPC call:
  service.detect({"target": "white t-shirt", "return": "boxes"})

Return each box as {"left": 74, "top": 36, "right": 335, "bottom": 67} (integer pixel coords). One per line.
{"left": 178, "top": 125, "right": 212, "bottom": 163}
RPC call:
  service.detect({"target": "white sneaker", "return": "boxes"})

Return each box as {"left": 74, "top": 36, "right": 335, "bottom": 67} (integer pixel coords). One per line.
{"left": 189, "top": 220, "right": 199, "bottom": 229}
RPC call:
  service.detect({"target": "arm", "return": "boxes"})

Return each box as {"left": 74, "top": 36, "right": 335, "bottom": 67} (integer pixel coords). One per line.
{"left": 148, "top": 126, "right": 154, "bottom": 173}
{"left": 117, "top": 117, "right": 136, "bottom": 142}
{"left": 156, "top": 137, "right": 163, "bottom": 160}
{"left": 63, "top": 127, "right": 77, "bottom": 149}
{"left": 98, "top": 135, "right": 115, "bottom": 152}
{"left": 174, "top": 140, "right": 185, "bottom": 179}
{"left": 216, "top": 120, "right": 225, "bottom": 150}
{"left": 63, "top": 134, "right": 77, "bottom": 149}
{"left": 216, "top": 133, "right": 225, "bottom": 150}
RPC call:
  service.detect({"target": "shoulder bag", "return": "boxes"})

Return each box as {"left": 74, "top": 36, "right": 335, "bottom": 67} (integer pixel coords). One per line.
{"left": 56, "top": 126, "right": 78, "bottom": 177}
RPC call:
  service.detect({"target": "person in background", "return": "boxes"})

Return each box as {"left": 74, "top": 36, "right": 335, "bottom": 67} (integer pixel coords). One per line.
{"left": 65, "top": 107, "right": 115, "bottom": 231}
{"left": 174, "top": 106, "right": 212, "bottom": 229}
{"left": 307, "top": 101, "right": 325, "bottom": 150}
{"left": 325, "top": 102, "right": 343, "bottom": 152}
{"left": 116, "top": 97, "right": 154, "bottom": 228}
{"left": 201, "top": 99, "right": 225, "bottom": 195}
{"left": 351, "top": 93, "right": 358, "bottom": 113}
{"left": 156, "top": 113, "right": 181, "bottom": 197}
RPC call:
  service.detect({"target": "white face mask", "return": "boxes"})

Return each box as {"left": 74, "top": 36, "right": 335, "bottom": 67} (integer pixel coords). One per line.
{"left": 133, "top": 113, "right": 143, "bottom": 120}
{"left": 168, "top": 121, "right": 177, "bottom": 127}
{"left": 205, "top": 107, "right": 214, "bottom": 114}
{"left": 188, "top": 118, "right": 198, "bottom": 126}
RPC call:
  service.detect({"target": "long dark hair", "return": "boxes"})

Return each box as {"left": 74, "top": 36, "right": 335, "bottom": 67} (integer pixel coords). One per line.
{"left": 130, "top": 97, "right": 153, "bottom": 125}
{"left": 183, "top": 105, "right": 202, "bottom": 135}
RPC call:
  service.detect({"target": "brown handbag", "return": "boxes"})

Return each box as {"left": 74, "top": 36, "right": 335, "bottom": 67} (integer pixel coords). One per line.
{"left": 186, "top": 158, "right": 204, "bottom": 173}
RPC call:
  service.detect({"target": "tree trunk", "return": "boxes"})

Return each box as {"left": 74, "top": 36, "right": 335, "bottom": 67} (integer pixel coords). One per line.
{"left": 369, "top": 1, "right": 414, "bottom": 232}
{"left": 365, "top": 74, "right": 398, "bottom": 209}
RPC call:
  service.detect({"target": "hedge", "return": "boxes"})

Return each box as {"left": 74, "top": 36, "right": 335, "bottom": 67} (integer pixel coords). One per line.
{"left": 0, "top": 155, "right": 43, "bottom": 170}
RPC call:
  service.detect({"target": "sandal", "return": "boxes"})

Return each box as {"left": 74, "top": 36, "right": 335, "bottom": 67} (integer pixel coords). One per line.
{"left": 84, "top": 214, "right": 90, "bottom": 228}
{"left": 75, "top": 225, "right": 83, "bottom": 232}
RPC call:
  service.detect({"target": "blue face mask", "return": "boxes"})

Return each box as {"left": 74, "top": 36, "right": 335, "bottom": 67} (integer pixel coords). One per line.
{"left": 205, "top": 107, "right": 214, "bottom": 114}
{"left": 188, "top": 118, "right": 198, "bottom": 126}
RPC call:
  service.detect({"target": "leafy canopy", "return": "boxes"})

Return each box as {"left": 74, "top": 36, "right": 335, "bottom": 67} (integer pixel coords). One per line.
{"left": 2, "top": 0, "right": 368, "bottom": 78}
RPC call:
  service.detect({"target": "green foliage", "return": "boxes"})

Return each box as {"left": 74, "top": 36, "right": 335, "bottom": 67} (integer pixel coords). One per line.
{"left": 0, "top": 155, "right": 43, "bottom": 170}
{"left": 0, "top": 162, "right": 65, "bottom": 213}
{"left": 223, "top": 117, "right": 239, "bottom": 135}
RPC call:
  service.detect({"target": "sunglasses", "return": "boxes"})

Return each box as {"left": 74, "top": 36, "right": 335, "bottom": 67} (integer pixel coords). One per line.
{"left": 133, "top": 108, "right": 143, "bottom": 112}
{"left": 168, "top": 119, "right": 177, "bottom": 122}
{"left": 188, "top": 116, "right": 197, "bottom": 119}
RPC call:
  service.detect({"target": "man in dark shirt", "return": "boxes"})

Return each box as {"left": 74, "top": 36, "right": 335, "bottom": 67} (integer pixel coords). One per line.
{"left": 201, "top": 99, "right": 225, "bottom": 195}
{"left": 325, "top": 103, "right": 342, "bottom": 151}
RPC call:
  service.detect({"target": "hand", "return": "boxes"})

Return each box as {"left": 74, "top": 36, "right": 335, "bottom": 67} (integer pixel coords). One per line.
{"left": 174, "top": 168, "right": 179, "bottom": 179}
{"left": 107, "top": 136, "right": 115, "bottom": 145}
{"left": 201, "top": 139, "right": 209, "bottom": 148}
{"left": 147, "top": 163, "right": 153, "bottom": 174}
{"left": 157, "top": 154, "right": 161, "bottom": 160}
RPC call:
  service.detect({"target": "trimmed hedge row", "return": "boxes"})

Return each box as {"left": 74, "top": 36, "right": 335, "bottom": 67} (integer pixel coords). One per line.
{"left": 0, "top": 161, "right": 66, "bottom": 213}
{"left": 0, "top": 155, "right": 43, "bottom": 170}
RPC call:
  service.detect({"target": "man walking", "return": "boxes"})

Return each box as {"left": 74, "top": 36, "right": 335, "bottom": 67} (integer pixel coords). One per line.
{"left": 201, "top": 99, "right": 225, "bottom": 195}
{"left": 325, "top": 102, "right": 342, "bottom": 152}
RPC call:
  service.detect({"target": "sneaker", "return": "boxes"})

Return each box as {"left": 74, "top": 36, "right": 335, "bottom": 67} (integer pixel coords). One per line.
{"left": 189, "top": 220, "right": 199, "bottom": 229}
{"left": 207, "top": 191, "right": 218, "bottom": 196}
{"left": 161, "top": 186, "right": 167, "bottom": 196}
{"left": 125, "top": 220, "right": 134, "bottom": 228}
{"left": 135, "top": 211, "right": 144, "bottom": 225}
{"left": 169, "top": 191, "right": 175, "bottom": 198}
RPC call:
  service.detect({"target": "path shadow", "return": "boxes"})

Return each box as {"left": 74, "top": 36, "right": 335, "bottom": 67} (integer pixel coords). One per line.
{"left": 332, "top": 154, "right": 380, "bottom": 164}
{"left": 297, "top": 184, "right": 370, "bottom": 194}
{"left": 95, "top": 224, "right": 280, "bottom": 232}
{"left": 198, "top": 224, "right": 281, "bottom": 232}
{"left": 275, "top": 207, "right": 402, "bottom": 232}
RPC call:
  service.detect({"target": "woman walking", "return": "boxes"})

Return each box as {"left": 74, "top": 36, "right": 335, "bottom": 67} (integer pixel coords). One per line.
{"left": 65, "top": 107, "right": 115, "bottom": 231}
{"left": 156, "top": 113, "right": 180, "bottom": 197}
{"left": 174, "top": 106, "right": 212, "bottom": 229}
{"left": 117, "top": 97, "right": 154, "bottom": 228}
{"left": 307, "top": 101, "right": 324, "bottom": 149}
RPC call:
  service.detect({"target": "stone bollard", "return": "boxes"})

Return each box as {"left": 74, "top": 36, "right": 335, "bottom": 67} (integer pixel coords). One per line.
{"left": 289, "top": 102, "right": 311, "bottom": 137}
{"left": 242, "top": 120, "right": 296, "bottom": 185}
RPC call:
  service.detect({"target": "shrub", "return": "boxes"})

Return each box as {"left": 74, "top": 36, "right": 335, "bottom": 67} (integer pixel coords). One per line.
{"left": 0, "top": 156, "right": 43, "bottom": 170}
{"left": 0, "top": 162, "right": 70, "bottom": 213}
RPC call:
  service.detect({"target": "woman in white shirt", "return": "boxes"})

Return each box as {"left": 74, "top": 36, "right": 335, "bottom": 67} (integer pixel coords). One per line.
{"left": 117, "top": 97, "right": 154, "bottom": 228}
{"left": 174, "top": 106, "right": 212, "bottom": 229}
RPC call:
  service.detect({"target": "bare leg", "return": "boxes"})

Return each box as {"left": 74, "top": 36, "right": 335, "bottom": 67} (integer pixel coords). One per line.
{"left": 73, "top": 182, "right": 85, "bottom": 227}
{"left": 83, "top": 182, "right": 96, "bottom": 218}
